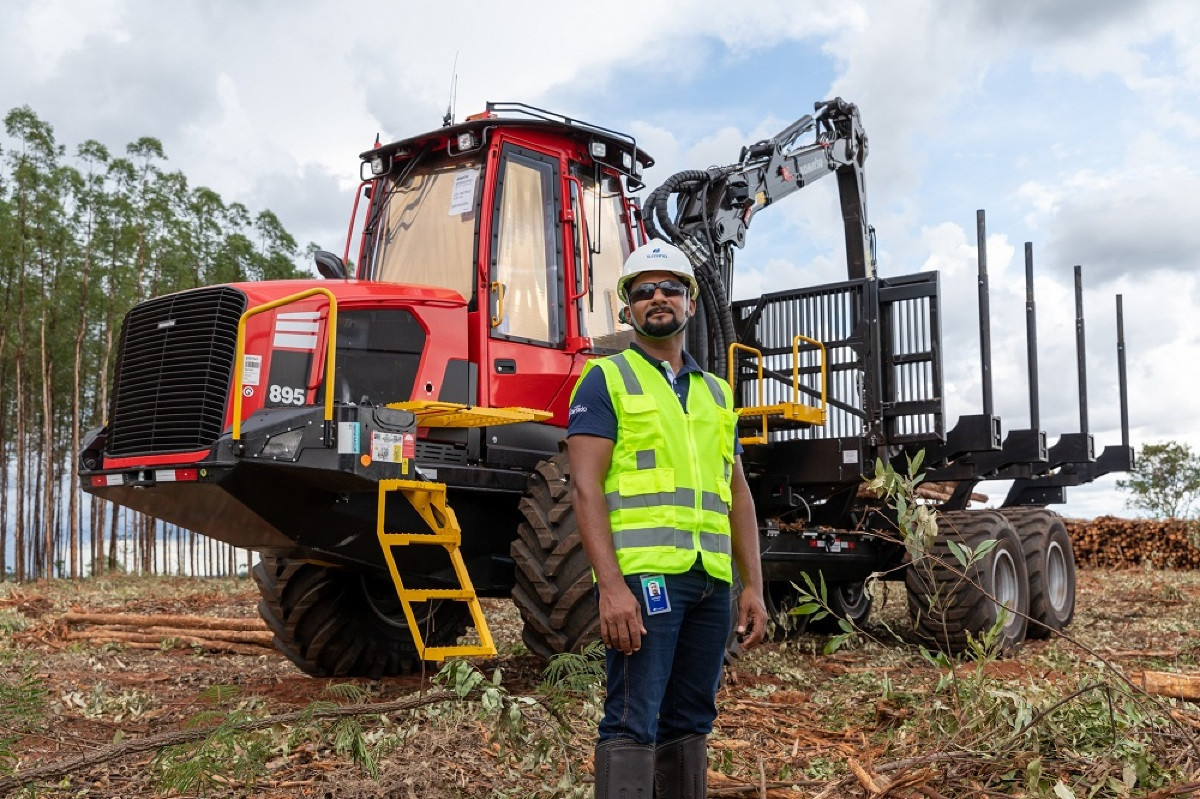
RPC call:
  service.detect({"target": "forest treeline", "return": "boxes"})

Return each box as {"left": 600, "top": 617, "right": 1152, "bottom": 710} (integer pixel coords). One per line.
{"left": 0, "top": 106, "right": 311, "bottom": 582}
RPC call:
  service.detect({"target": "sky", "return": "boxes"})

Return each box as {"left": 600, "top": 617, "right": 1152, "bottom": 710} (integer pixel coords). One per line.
{"left": 2, "top": 0, "right": 1198, "bottom": 520}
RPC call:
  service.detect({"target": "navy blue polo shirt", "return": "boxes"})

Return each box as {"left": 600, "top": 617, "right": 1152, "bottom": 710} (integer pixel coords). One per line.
{"left": 567, "top": 343, "right": 743, "bottom": 455}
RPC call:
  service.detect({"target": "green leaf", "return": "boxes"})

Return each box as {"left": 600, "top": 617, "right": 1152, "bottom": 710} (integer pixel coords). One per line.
{"left": 973, "top": 538, "right": 1000, "bottom": 561}
{"left": 1053, "top": 780, "right": 1077, "bottom": 799}
{"left": 947, "top": 540, "right": 970, "bottom": 568}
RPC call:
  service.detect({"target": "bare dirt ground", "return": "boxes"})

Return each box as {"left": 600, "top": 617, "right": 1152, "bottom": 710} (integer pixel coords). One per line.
{"left": 1, "top": 567, "right": 1200, "bottom": 798}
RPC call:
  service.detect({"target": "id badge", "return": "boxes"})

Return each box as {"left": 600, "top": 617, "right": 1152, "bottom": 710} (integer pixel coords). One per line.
{"left": 640, "top": 574, "right": 671, "bottom": 615}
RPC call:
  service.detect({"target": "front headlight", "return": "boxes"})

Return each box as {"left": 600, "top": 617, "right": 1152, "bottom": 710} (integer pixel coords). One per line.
{"left": 261, "top": 427, "right": 305, "bottom": 460}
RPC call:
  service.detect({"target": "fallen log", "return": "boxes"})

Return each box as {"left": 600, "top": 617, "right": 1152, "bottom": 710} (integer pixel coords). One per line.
{"left": 1135, "top": 670, "right": 1200, "bottom": 701}
{"left": 62, "top": 626, "right": 273, "bottom": 646}
{"left": 62, "top": 629, "right": 273, "bottom": 656}
{"left": 61, "top": 612, "right": 264, "bottom": 631}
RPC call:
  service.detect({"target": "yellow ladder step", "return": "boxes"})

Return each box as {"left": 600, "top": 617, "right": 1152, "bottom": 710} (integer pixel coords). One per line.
{"left": 397, "top": 588, "right": 477, "bottom": 602}
{"left": 375, "top": 479, "right": 496, "bottom": 661}
{"left": 379, "top": 533, "right": 460, "bottom": 546}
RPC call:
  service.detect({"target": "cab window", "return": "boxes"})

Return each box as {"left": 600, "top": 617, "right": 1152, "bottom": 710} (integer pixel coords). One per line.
{"left": 490, "top": 146, "right": 562, "bottom": 344}
{"left": 573, "top": 172, "right": 633, "bottom": 346}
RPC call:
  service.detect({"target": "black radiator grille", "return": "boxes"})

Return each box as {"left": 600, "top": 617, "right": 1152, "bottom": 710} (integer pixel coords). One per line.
{"left": 106, "top": 286, "right": 247, "bottom": 456}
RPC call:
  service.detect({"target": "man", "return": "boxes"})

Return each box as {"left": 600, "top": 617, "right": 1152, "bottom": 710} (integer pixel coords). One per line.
{"left": 568, "top": 240, "right": 767, "bottom": 798}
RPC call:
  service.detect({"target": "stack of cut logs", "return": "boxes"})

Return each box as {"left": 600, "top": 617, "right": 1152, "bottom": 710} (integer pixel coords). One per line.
{"left": 1065, "top": 516, "right": 1200, "bottom": 569}
{"left": 59, "top": 612, "right": 278, "bottom": 656}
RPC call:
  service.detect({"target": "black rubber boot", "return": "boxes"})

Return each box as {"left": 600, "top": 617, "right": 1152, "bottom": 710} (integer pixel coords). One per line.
{"left": 594, "top": 738, "right": 655, "bottom": 798}
{"left": 653, "top": 733, "right": 707, "bottom": 799}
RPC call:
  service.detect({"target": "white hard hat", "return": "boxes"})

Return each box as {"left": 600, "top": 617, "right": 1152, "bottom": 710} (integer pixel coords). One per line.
{"left": 617, "top": 241, "right": 699, "bottom": 301}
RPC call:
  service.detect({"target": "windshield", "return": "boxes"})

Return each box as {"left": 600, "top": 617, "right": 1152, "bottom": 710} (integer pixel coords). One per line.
{"left": 369, "top": 159, "right": 481, "bottom": 300}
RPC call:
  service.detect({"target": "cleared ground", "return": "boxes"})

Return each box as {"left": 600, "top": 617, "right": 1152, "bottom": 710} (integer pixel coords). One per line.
{"left": 1, "top": 566, "right": 1199, "bottom": 798}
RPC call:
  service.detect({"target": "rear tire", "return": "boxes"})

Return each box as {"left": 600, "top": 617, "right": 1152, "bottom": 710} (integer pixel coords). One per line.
{"left": 763, "top": 580, "right": 809, "bottom": 639}
{"left": 253, "top": 556, "right": 469, "bottom": 678}
{"left": 1000, "top": 508, "right": 1076, "bottom": 638}
{"left": 510, "top": 453, "right": 600, "bottom": 661}
{"left": 905, "top": 510, "right": 1029, "bottom": 655}
{"left": 807, "top": 580, "right": 874, "bottom": 633}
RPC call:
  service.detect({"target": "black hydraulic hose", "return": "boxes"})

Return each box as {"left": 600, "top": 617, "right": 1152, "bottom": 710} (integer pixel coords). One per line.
{"left": 642, "top": 169, "right": 738, "bottom": 375}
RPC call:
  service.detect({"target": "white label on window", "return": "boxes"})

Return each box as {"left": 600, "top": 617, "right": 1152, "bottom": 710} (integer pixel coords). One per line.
{"left": 448, "top": 168, "right": 479, "bottom": 215}
{"left": 242, "top": 354, "right": 262, "bottom": 386}
{"left": 842, "top": 449, "right": 858, "bottom": 464}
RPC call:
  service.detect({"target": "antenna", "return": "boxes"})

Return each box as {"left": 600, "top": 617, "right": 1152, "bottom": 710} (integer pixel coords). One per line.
{"left": 442, "top": 53, "right": 459, "bottom": 127}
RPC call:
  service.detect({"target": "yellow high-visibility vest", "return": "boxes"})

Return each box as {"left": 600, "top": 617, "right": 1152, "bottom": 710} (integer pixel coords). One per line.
{"left": 574, "top": 350, "right": 738, "bottom": 582}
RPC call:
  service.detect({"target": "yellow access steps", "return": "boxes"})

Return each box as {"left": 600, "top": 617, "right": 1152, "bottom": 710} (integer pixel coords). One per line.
{"left": 376, "top": 479, "right": 496, "bottom": 661}
{"left": 373, "top": 402, "right": 550, "bottom": 660}
{"left": 729, "top": 336, "right": 828, "bottom": 445}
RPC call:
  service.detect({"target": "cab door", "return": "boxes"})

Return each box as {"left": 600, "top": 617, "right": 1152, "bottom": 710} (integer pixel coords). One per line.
{"left": 484, "top": 142, "right": 576, "bottom": 420}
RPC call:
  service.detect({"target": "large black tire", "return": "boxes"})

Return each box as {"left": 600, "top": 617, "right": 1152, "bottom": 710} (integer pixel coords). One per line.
{"left": 1000, "top": 508, "right": 1076, "bottom": 639}
{"left": 253, "top": 556, "right": 470, "bottom": 678}
{"left": 807, "top": 580, "right": 874, "bottom": 633}
{"left": 763, "top": 580, "right": 809, "bottom": 639}
{"left": 510, "top": 453, "right": 600, "bottom": 661}
{"left": 905, "top": 510, "right": 1029, "bottom": 655}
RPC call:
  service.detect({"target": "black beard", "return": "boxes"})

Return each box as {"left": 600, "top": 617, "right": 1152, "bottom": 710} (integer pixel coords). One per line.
{"left": 640, "top": 308, "right": 686, "bottom": 338}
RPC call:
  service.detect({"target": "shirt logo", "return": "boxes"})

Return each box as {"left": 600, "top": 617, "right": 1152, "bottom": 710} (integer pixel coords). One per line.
{"left": 569, "top": 404, "right": 587, "bottom": 417}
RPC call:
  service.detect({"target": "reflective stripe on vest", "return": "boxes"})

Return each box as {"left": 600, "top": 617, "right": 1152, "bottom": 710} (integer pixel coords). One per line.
{"left": 611, "top": 527, "right": 733, "bottom": 556}
{"left": 574, "top": 350, "right": 737, "bottom": 582}
{"left": 605, "top": 488, "right": 731, "bottom": 515}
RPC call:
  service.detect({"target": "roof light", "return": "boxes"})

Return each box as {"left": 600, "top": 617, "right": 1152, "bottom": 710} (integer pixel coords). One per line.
{"left": 456, "top": 132, "right": 475, "bottom": 151}
{"left": 590, "top": 141, "right": 607, "bottom": 158}
{"left": 465, "top": 111, "right": 496, "bottom": 121}
{"left": 621, "top": 151, "right": 633, "bottom": 170}
{"left": 370, "top": 155, "right": 387, "bottom": 176}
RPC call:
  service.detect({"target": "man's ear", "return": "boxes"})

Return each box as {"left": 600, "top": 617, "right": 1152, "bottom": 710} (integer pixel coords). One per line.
{"left": 618, "top": 306, "right": 631, "bottom": 325}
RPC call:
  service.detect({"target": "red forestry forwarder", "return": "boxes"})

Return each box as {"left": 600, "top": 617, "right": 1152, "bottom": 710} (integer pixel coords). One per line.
{"left": 80, "top": 100, "right": 1133, "bottom": 677}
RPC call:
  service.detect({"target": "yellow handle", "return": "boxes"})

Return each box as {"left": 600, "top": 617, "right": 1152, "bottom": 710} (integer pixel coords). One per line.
{"left": 232, "top": 288, "right": 338, "bottom": 442}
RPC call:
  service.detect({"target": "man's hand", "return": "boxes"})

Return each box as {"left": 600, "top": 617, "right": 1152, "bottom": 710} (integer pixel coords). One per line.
{"left": 598, "top": 582, "right": 646, "bottom": 655}
{"left": 735, "top": 588, "right": 768, "bottom": 649}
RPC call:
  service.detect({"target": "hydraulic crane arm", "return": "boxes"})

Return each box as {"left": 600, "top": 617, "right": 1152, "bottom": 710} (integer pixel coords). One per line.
{"left": 647, "top": 97, "right": 873, "bottom": 281}
{"left": 643, "top": 98, "right": 873, "bottom": 377}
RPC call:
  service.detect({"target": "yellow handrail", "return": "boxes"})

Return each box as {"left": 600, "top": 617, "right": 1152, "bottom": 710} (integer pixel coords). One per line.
{"left": 792, "top": 334, "right": 827, "bottom": 422}
{"left": 232, "top": 288, "right": 338, "bottom": 442}
{"left": 728, "top": 343, "right": 769, "bottom": 443}
{"left": 726, "top": 335, "right": 828, "bottom": 442}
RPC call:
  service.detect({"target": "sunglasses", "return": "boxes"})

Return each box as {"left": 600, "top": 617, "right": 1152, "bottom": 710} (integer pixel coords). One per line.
{"left": 627, "top": 279, "right": 689, "bottom": 303}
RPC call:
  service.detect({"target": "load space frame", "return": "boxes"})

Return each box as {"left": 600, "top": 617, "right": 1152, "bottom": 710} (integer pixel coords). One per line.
{"left": 734, "top": 210, "right": 1132, "bottom": 525}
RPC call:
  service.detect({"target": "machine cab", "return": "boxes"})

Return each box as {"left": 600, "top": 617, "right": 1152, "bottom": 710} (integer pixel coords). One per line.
{"left": 348, "top": 103, "right": 653, "bottom": 425}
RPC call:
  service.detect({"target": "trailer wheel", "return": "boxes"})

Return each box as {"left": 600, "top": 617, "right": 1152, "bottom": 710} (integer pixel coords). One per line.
{"left": 510, "top": 452, "right": 600, "bottom": 661}
{"left": 905, "top": 510, "right": 1029, "bottom": 655}
{"left": 763, "top": 580, "right": 808, "bottom": 639}
{"left": 1000, "top": 508, "right": 1076, "bottom": 638}
{"left": 808, "top": 580, "right": 874, "bottom": 633}
{"left": 253, "top": 556, "right": 469, "bottom": 678}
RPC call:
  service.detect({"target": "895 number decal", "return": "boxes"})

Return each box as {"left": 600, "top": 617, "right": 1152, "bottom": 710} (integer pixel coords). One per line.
{"left": 268, "top": 384, "right": 305, "bottom": 405}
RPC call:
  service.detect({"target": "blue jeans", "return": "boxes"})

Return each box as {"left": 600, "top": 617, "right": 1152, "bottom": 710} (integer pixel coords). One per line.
{"left": 597, "top": 559, "right": 731, "bottom": 745}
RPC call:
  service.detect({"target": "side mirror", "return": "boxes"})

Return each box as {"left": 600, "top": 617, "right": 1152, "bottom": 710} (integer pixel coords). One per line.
{"left": 314, "top": 250, "right": 348, "bottom": 280}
